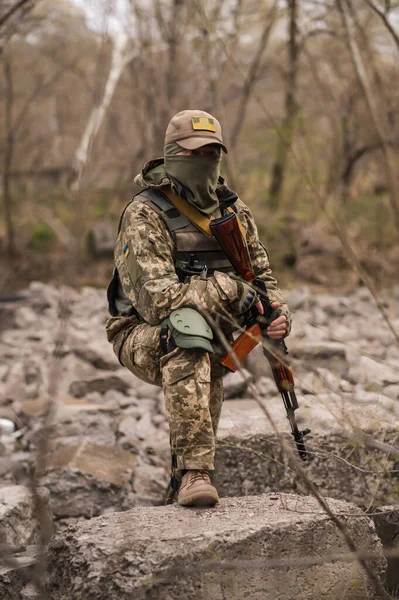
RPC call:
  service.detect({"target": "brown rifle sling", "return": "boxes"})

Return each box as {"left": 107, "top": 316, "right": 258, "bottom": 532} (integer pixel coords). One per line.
{"left": 162, "top": 187, "right": 247, "bottom": 243}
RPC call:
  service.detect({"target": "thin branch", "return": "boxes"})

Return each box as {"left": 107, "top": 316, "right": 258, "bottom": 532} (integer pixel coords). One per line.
{"left": 0, "top": 0, "right": 34, "bottom": 28}
{"left": 229, "top": 1, "right": 278, "bottom": 149}
{"left": 337, "top": 0, "right": 399, "bottom": 231}
{"left": 362, "top": 0, "right": 399, "bottom": 51}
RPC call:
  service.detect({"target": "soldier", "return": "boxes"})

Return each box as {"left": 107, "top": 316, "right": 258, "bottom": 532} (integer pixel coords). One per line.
{"left": 106, "top": 110, "right": 291, "bottom": 507}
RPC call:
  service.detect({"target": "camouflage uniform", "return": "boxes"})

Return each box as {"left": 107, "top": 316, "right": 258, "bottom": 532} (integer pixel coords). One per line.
{"left": 106, "top": 177, "right": 291, "bottom": 471}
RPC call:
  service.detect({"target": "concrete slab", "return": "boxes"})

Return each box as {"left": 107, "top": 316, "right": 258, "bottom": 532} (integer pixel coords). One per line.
{"left": 47, "top": 493, "right": 386, "bottom": 600}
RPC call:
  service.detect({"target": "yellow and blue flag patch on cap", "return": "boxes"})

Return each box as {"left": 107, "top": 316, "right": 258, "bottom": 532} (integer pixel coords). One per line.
{"left": 191, "top": 116, "right": 216, "bottom": 132}
{"left": 123, "top": 243, "right": 130, "bottom": 258}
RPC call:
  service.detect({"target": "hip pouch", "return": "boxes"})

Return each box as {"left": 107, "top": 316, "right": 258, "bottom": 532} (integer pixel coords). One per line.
{"left": 160, "top": 308, "right": 214, "bottom": 355}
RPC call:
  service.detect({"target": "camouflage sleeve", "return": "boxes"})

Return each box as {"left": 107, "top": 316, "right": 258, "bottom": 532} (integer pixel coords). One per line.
{"left": 116, "top": 199, "right": 241, "bottom": 325}
{"left": 236, "top": 198, "right": 292, "bottom": 335}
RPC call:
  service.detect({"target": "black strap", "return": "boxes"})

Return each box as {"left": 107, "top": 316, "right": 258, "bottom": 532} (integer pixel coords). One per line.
{"left": 106, "top": 268, "right": 119, "bottom": 317}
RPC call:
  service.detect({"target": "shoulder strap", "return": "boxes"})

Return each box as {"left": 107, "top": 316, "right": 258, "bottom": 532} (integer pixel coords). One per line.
{"left": 119, "top": 189, "right": 189, "bottom": 234}
{"left": 162, "top": 187, "right": 247, "bottom": 242}
{"left": 139, "top": 189, "right": 189, "bottom": 232}
{"left": 162, "top": 188, "right": 213, "bottom": 238}
{"left": 118, "top": 187, "right": 246, "bottom": 241}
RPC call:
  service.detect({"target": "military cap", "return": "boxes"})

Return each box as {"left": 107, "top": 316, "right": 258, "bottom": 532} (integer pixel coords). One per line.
{"left": 165, "top": 109, "right": 227, "bottom": 153}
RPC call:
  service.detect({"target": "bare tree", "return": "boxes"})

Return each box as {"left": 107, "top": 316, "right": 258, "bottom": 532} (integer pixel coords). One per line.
{"left": 229, "top": 4, "right": 277, "bottom": 151}
{"left": 268, "top": 0, "right": 300, "bottom": 210}
{"left": 361, "top": 0, "right": 399, "bottom": 51}
{"left": 0, "top": 0, "right": 34, "bottom": 28}
{"left": 0, "top": 0, "right": 37, "bottom": 55}
{"left": 337, "top": 0, "right": 399, "bottom": 231}
{"left": 2, "top": 53, "right": 15, "bottom": 255}
{"left": 71, "top": 1, "right": 139, "bottom": 191}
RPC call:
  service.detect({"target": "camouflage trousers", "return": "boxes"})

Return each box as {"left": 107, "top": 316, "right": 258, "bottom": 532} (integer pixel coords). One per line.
{"left": 107, "top": 317, "right": 225, "bottom": 470}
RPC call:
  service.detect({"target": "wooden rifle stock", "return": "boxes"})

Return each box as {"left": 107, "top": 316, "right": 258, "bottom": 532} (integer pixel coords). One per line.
{"left": 219, "top": 322, "right": 262, "bottom": 372}
{"left": 210, "top": 212, "right": 261, "bottom": 371}
{"left": 210, "top": 211, "right": 310, "bottom": 460}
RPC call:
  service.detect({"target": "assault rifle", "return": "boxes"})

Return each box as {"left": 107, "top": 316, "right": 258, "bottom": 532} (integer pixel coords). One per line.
{"left": 210, "top": 212, "right": 311, "bottom": 461}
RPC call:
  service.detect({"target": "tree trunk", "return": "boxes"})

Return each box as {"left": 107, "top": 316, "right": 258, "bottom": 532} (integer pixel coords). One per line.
{"left": 71, "top": 34, "right": 132, "bottom": 191}
{"left": 337, "top": 0, "right": 399, "bottom": 232}
{"left": 2, "top": 57, "right": 15, "bottom": 256}
{"left": 152, "top": 0, "right": 183, "bottom": 156}
{"left": 268, "top": 0, "right": 299, "bottom": 210}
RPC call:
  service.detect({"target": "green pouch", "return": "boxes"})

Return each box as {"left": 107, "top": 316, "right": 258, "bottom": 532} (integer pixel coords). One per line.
{"left": 166, "top": 308, "right": 214, "bottom": 353}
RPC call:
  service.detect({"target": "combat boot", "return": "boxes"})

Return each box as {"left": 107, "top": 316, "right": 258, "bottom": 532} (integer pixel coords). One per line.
{"left": 177, "top": 470, "right": 219, "bottom": 507}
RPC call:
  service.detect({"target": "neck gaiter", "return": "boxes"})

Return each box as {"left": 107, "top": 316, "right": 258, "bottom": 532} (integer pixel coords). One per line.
{"left": 164, "top": 143, "right": 221, "bottom": 215}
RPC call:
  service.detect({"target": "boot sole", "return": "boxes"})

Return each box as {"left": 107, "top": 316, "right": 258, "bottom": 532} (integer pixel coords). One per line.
{"left": 178, "top": 491, "right": 219, "bottom": 507}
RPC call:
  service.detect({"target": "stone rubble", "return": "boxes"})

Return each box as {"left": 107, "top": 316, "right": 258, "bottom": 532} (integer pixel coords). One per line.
{"left": 372, "top": 505, "right": 399, "bottom": 592}
{"left": 0, "top": 486, "right": 52, "bottom": 548}
{"left": 47, "top": 493, "right": 386, "bottom": 600}
{"left": 0, "top": 282, "right": 397, "bottom": 597}
{"left": 0, "top": 282, "right": 398, "bottom": 514}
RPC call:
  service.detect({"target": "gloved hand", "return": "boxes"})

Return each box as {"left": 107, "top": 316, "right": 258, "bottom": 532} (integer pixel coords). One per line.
{"left": 229, "top": 281, "right": 260, "bottom": 315}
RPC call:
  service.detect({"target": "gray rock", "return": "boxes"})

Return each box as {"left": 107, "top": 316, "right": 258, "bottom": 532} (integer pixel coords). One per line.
{"left": 299, "top": 371, "right": 327, "bottom": 395}
{"left": 47, "top": 493, "right": 386, "bottom": 600}
{"left": 218, "top": 399, "right": 269, "bottom": 442}
{"left": 152, "top": 414, "right": 166, "bottom": 427}
{"left": 300, "top": 321, "right": 329, "bottom": 341}
{"left": 339, "top": 379, "right": 353, "bottom": 393}
{"left": 118, "top": 415, "right": 141, "bottom": 446}
{"left": 223, "top": 369, "right": 253, "bottom": 399}
{"left": 243, "top": 343, "right": 271, "bottom": 379}
{"left": 41, "top": 440, "right": 137, "bottom": 517}
{"left": 383, "top": 384, "right": 399, "bottom": 399}
{"left": 0, "top": 364, "right": 9, "bottom": 381}
{"left": 48, "top": 408, "right": 118, "bottom": 448}
{"left": 372, "top": 505, "right": 399, "bottom": 592}
{"left": 133, "top": 462, "right": 168, "bottom": 505}
{"left": 299, "top": 368, "right": 341, "bottom": 395}
{"left": 14, "top": 306, "right": 38, "bottom": 329}
{"left": 216, "top": 427, "right": 399, "bottom": 507}
{"left": 0, "top": 304, "right": 16, "bottom": 333}
{"left": 255, "top": 376, "right": 276, "bottom": 397}
{"left": 312, "top": 295, "right": 351, "bottom": 316}
{"left": 131, "top": 412, "right": 159, "bottom": 442}
{"left": 3, "top": 362, "right": 28, "bottom": 404}
{"left": 21, "top": 583, "right": 40, "bottom": 599}
{"left": 311, "top": 305, "right": 327, "bottom": 326}
{"left": 215, "top": 397, "right": 398, "bottom": 507}
{"left": 348, "top": 355, "right": 398, "bottom": 387}
{"left": 89, "top": 220, "right": 116, "bottom": 256}
{"left": 0, "top": 546, "right": 39, "bottom": 600}
{"left": 284, "top": 286, "right": 311, "bottom": 310}
{"left": 103, "top": 389, "right": 133, "bottom": 406}
{"left": 73, "top": 343, "right": 119, "bottom": 371}
{"left": 69, "top": 374, "right": 130, "bottom": 398}
{"left": 0, "top": 486, "right": 53, "bottom": 547}
{"left": 290, "top": 341, "right": 347, "bottom": 360}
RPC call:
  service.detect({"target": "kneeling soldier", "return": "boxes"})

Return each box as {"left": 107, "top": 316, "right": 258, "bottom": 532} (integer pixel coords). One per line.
{"left": 106, "top": 110, "right": 291, "bottom": 506}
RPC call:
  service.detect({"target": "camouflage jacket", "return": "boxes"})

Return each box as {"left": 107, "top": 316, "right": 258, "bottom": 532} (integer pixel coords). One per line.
{"left": 109, "top": 161, "right": 291, "bottom": 336}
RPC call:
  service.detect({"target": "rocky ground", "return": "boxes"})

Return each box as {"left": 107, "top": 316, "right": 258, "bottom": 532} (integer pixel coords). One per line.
{"left": 0, "top": 282, "right": 398, "bottom": 598}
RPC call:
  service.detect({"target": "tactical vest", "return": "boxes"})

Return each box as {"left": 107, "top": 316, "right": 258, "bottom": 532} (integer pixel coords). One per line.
{"left": 139, "top": 188, "right": 235, "bottom": 277}
{"left": 107, "top": 187, "right": 236, "bottom": 317}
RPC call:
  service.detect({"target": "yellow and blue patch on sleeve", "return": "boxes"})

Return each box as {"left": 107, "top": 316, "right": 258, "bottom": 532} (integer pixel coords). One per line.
{"left": 123, "top": 243, "right": 130, "bottom": 258}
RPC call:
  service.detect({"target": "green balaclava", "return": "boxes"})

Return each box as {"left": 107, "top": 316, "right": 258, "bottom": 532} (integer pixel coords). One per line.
{"left": 164, "top": 143, "right": 221, "bottom": 215}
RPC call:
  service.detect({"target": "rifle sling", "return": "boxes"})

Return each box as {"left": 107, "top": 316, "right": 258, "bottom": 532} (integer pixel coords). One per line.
{"left": 162, "top": 187, "right": 247, "bottom": 242}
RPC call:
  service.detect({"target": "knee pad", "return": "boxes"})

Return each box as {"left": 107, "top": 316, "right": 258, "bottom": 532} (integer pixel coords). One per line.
{"left": 160, "top": 308, "right": 213, "bottom": 353}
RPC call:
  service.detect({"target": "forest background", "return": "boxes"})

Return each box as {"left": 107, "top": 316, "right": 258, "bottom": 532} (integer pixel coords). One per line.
{"left": 1, "top": 0, "right": 399, "bottom": 294}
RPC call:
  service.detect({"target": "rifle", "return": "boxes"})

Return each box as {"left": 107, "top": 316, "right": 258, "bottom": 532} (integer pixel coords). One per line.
{"left": 210, "top": 211, "right": 311, "bottom": 461}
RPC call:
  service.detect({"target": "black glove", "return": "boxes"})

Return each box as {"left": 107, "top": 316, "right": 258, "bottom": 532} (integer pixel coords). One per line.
{"left": 229, "top": 281, "right": 259, "bottom": 315}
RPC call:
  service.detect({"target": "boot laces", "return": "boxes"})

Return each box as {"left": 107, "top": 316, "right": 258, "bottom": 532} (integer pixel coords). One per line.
{"left": 190, "top": 470, "right": 210, "bottom": 484}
